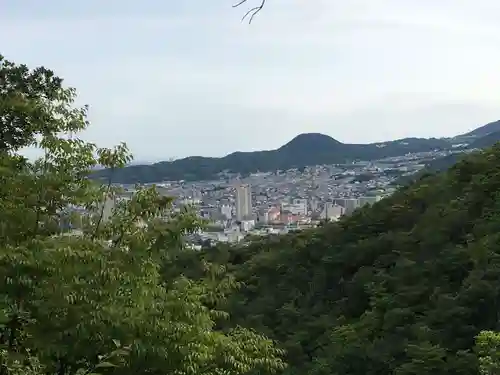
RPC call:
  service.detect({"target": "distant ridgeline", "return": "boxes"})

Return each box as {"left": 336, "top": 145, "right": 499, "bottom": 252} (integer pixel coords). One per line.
{"left": 395, "top": 121, "right": 500, "bottom": 186}
{"left": 91, "top": 120, "right": 500, "bottom": 184}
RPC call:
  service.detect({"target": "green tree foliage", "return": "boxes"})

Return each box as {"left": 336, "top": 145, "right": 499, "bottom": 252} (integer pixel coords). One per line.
{"left": 189, "top": 145, "right": 500, "bottom": 375}
{"left": 476, "top": 330, "right": 500, "bottom": 375}
{"left": 0, "top": 54, "right": 87, "bottom": 153}
{"left": 0, "top": 55, "right": 285, "bottom": 375}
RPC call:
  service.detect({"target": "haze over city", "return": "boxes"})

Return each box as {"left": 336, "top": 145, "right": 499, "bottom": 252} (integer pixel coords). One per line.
{"left": 2, "top": 0, "right": 500, "bottom": 161}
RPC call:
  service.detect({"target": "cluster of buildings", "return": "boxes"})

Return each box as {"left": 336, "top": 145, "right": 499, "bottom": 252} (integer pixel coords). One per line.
{"left": 145, "top": 148, "right": 463, "bottom": 245}
{"left": 142, "top": 168, "right": 389, "bottom": 245}
{"left": 59, "top": 147, "right": 467, "bottom": 246}
{"left": 189, "top": 183, "right": 382, "bottom": 245}
{"left": 232, "top": 188, "right": 381, "bottom": 225}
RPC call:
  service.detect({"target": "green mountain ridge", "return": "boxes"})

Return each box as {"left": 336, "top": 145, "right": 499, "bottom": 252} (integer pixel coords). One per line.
{"left": 92, "top": 132, "right": 452, "bottom": 183}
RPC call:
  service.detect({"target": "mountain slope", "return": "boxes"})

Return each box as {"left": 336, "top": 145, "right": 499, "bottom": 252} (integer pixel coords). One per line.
{"left": 468, "top": 130, "right": 500, "bottom": 149}
{"left": 461, "top": 119, "right": 500, "bottom": 137}
{"left": 197, "top": 143, "right": 500, "bottom": 374}
{"left": 399, "top": 130, "right": 500, "bottom": 184}
{"left": 92, "top": 134, "right": 450, "bottom": 183}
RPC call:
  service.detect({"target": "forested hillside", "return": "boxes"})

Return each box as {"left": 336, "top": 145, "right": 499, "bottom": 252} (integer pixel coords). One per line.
{"left": 188, "top": 144, "right": 500, "bottom": 375}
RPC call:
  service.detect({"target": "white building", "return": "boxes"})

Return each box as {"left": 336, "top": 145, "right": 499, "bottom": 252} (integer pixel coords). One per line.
{"left": 258, "top": 209, "right": 269, "bottom": 224}
{"left": 293, "top": 198, "right": 308, "bottom": 206}
{"left": 291, "top": 199, "right": 308, "bottom": 216}
{"left": 240, "top": 219, "right": 256, "bottom": 232}
{"left": 220, "top": 204, "right": 232, "bottom": 220}
{"left": 335, "top": 198, "right": 360, "bottom": 216}
{"left": 321, "top": 203, "right": 344, "bottom": 221}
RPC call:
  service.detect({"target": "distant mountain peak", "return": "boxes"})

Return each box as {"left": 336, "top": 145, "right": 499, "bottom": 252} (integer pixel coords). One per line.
{"left": 279, "top": 133, "right": 342, "bottom": 152}
{"left": 92, "top": 119, "right": 500, "bottom": 184}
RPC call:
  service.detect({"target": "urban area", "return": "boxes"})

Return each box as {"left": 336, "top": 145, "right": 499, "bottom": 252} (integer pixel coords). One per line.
{"left": 81, "top": 147, "right": 469, "bottom": 248}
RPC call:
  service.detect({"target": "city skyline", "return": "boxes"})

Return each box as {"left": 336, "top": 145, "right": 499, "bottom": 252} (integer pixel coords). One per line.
{"left": 2, "top": 0, "right": 500, "bottom": 161}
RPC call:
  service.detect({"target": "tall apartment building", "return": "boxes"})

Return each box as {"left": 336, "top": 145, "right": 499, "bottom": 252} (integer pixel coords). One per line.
{"left": 235, "top": 184, "right": 252, "bottom": 221}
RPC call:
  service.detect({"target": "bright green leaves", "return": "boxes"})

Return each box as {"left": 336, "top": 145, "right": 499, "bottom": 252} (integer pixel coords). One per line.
{"left": 476, "top": 330, "right": 500, "bottom": 375}
{"left": 97, "top": 142, "right": 132, "bottom": 170}
{"left": 0, "top": 55, "right": 284, "bottom": 375}
{"left": 0, "top": 55, "right": 86, "bottom": 153}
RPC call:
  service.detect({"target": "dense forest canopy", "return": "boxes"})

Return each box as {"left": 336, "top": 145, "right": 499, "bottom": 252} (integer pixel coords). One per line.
{"left": 2, "top": 53, "right": 500, "bottom": 374}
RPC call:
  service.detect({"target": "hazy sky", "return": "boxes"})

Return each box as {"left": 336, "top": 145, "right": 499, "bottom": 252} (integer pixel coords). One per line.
{"left": 2, "top": 0, "right": 500, "bottom": 161}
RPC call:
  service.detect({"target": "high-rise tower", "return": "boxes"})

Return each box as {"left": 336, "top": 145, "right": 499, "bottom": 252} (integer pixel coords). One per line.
{"left": 235, "top": 184, "right": 252, "bottom": 221}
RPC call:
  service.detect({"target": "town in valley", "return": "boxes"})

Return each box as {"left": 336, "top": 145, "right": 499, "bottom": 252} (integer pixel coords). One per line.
{"left": 94, "top": 147, "right": 472, "bottom": 248}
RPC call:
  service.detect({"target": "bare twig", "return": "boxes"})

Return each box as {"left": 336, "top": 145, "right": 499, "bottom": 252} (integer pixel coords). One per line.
{"left": 233, "top": 0, "right": 266, "bottom": 24}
